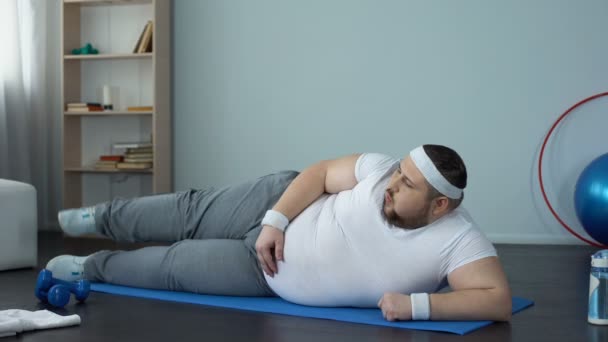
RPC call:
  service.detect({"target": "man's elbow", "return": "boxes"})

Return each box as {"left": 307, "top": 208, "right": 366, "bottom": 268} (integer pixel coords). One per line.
{"left": 497, "top": 306, "right": 512, "bottom": 322}
{"left": 494, "top": 288, "right": 512, "bottom": 322}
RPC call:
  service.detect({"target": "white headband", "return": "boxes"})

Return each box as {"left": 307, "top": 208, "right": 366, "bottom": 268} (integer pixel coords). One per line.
{"left": 409, "top": 146, "right": 463, "bottom": 199}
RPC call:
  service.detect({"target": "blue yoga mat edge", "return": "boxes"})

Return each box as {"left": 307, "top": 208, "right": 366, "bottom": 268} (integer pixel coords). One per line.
{"left": 90, "top": 283, "right": 534, "bottom": 335}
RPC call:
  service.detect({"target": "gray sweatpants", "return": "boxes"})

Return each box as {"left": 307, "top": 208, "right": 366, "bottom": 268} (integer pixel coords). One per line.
{"left": 83, "top": 170, "right": 299, "bottom": 297}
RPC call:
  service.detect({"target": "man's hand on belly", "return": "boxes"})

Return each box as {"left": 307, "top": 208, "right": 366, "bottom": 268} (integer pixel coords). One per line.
{"left": 255, "top": 225, "right": 285, "bottom": 277}
{"left": 378, "top": 292, "right": 412, "bottom": 321}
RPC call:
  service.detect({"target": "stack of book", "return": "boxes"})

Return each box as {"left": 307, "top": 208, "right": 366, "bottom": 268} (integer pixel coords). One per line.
{"left": 66, "top": 102, "right": 103, "bottom": 112}
{"left": 113, "top": 142, "right": 153, "bottom": 170}
{"left": 94, "top": 155, "right": 123, "bottom": 170}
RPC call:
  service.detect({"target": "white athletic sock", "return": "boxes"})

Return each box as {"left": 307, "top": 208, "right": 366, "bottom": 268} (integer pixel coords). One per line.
{"left": 45, "top": 255, "right": 90, "bottom": 282}
{"left": 57, "top": 206, "right": 97, "bottom": 236}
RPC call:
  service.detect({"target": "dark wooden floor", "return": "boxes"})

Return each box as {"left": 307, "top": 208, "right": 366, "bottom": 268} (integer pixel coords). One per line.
{"left": 1, "top": 232, "right": 607, "bottom": 342}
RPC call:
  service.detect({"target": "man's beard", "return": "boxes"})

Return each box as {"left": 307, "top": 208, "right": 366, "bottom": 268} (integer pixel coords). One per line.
{"left": 383, "top": 199, "right": 431, "bottom": 229}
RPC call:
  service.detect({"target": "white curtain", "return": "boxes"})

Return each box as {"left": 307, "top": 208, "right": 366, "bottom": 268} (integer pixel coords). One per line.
{"left": 0, "top": 0, "right": 61, "bottom": 230}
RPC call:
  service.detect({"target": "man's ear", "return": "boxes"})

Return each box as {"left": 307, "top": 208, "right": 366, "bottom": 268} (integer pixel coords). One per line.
{"left": 432, "top": 196, "right": 450, "bottom": 216}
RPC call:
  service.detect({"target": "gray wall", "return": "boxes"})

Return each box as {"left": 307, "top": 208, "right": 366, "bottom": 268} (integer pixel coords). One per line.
{"left": 173, "top": 0, "right": 608, "bottom": 244}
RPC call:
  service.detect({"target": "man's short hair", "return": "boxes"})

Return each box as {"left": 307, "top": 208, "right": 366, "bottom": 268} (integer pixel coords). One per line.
{"left": 422, "top": 144, "right": 467, "bottom": 209}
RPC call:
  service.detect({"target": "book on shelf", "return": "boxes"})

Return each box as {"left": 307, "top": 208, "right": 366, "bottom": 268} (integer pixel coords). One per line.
{"left": 127, "top": 106, "right": 153, "bottom": 112}
{"left": 124, "top": 150, "right": 153, "bottom": 156}
{"left": 117, "top": 162, "right": 153, "bottom": 170}
{"left": 94, "top": 160, "right": 118, "bottom": 170}
{"left": 99, "top": 155, "right": 124, "bottom": 162}
{"left": 126, "top": 147, "right": 153, "bottom": 154}
{"left": 134, "top": 20, "right": 153, "bottom": 54}
{"left": 66, "top": 102, "right": 104, "bottom": 112}
{"left": 96, "top": 160, "right": 117, "bottom": 165}
{"left": 146, "top": 32, "right": 153, "bottom": 53}
{"left": 113, "top": 141, "right": 153, "bottom": 149}
{"left": 124, "top": 157, "right": 153, "bottom": 163}
{"left": 67, "top": 102, "right": 102, "bottom": 108}
{"left": 132, "top": 21, "right": 148, "bottom": 53}
{"left": 124, "top": 153, "right": 153, "bottom": 159}
{"left": 66, "top": 107, "right": 103, "bottom": 112}
{"left": 139, "top": 21, "right": 153, "bottom": 53}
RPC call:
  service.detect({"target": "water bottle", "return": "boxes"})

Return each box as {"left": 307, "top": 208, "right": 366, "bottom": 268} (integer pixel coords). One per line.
{"left": 589, "top": 250, "right": 608, "bottom": 325}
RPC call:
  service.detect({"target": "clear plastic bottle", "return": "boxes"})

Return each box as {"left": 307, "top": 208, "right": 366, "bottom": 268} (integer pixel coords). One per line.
{"left": 589, "top": 250, "right": 608, "bottom": 325}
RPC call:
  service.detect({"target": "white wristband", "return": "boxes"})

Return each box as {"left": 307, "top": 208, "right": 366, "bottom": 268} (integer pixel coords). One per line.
{"left": 261, "top": 210, "right": 289, "bottom": 231}
{"left": 410, "top": 293, "right": 431, "bottom": 320}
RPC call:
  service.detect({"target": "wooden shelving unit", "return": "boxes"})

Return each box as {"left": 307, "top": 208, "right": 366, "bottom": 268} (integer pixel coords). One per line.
{"left": 61, "top": 0, "right": 171, "bottom": 209}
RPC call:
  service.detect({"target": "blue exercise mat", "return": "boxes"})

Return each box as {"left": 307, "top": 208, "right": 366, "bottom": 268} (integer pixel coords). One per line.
{"left": 90, "top": 283, "right": 533, "bottom": 335}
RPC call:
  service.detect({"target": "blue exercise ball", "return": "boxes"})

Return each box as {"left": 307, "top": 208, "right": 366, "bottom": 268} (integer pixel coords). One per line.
{"left": 575, "top": 153, "right": 608, "bottom": 245}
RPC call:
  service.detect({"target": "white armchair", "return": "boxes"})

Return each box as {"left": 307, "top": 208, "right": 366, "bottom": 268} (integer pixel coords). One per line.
{"left": 0, "top": 179, "right": 37, "bottom": 270}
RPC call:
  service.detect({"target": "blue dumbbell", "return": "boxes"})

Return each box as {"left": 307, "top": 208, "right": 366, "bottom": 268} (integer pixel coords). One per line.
{"left": 35, "top": 269, "right": 90, "bottom": 307}
{"left": 36, "top": 284, "right": 72, "bottom": 308}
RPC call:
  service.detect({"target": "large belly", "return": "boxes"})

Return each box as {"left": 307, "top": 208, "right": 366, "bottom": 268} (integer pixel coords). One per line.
{"left": 264, "top": 196, "right": 440, "bottom": 307}
{"left": 265, "top": 208, "right": 388, "bottom": 306}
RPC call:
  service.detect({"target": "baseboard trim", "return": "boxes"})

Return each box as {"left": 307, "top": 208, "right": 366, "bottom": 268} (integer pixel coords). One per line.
{"left": 487, "top": 233, "right": 585, "bottom": 245}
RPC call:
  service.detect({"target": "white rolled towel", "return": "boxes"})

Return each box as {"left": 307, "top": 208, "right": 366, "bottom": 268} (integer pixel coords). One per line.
{"left": 0, "top": 309, "right": 80, "bottom": 337}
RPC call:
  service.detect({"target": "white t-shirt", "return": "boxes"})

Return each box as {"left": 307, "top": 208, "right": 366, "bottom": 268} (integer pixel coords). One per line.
{"left": 264, "top": 153, "right": 497, "bottom": 307}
